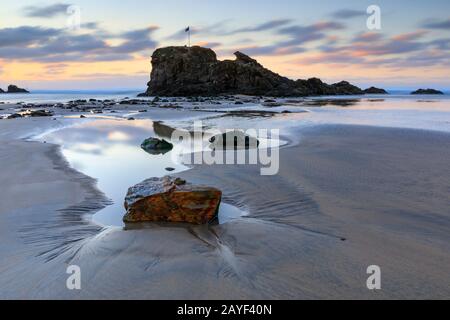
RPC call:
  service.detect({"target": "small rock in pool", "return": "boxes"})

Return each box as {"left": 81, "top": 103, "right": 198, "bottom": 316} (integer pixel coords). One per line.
{"left": 141, "top": 137, "right": 173, "bottom": 155}
{"left": 80, "top": 115, "right": 86, "bottom": 118}
{"left": 209, "top": 130, "right": 259, "bottom": 150}
{"left": 165, "top": 167, "right": 175, "bottom": 172}
{"left": 128, "top": 117, "right": 135, "bottom": 120}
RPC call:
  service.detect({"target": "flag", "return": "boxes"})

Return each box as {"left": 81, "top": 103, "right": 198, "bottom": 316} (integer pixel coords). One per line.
{"left": 185, "top": 26, "right": 190, "bottom": 32}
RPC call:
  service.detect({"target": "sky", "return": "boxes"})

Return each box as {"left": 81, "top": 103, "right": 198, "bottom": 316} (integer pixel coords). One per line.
{"left": 0, "top": 0, "right": 449, "bottom": 90}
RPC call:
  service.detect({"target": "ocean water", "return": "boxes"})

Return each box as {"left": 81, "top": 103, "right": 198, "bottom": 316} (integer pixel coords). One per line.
{"left": 0, "top": 90, "right": 145, "bottom": 103}
{"left": 0, "top": 90, "right": 449, "bottom": 104}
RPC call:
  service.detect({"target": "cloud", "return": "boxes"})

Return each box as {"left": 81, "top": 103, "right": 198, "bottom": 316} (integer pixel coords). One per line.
{"left": 166, "top": 20, "right": 230, "bottom": 40}
{"left": 236, "top": 45, "right": 305, "bottom": 56}
{"left": 351, "top": 39, "right": 424, "bottom": 56}
{"left": 82, "top": 22, "right": 100, "bottom": 30}
{"left": 391, "top": 30, "right": 428, "bottom": 42}
{"left": 331, "top": 9, "right": 366, "bottom": 19}
{"left": 429, "top": 38, "right": 450, "bottom": 50}
{"left": 421, "top": 18, "right": 450, "bottom": 30}
{"left": 195, "top": 41, "right": 222, "bottom": 48}
{"left": 23, "top": 3, "right": 71, "bottom": 18}
{"left": 228, "top": 19, "right": 293, "bottom": 34}
{"left": 167, "top": 19, "right": 292, "bottom": 41}
{"left": 0, "top": 25, "right": 159, "bottom": 63}
{"left": 0, "top": 26, "right": 60, "bottom": 47}
{"left": 352, "top": 32, "right": 384, "bottom": 43}
{"left": 277, "top": 21, "right": 345, "bottom": 46}
{"left": 295, "top": 52, "right": 365, "bottom": 65}
{"left": 114, "top": 26, "right": 159, "bottom": 53}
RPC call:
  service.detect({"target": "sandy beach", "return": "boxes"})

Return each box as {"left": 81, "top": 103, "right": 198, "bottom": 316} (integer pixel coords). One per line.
{"left": 1, "top": 98, "right": 449, "bottom": 299}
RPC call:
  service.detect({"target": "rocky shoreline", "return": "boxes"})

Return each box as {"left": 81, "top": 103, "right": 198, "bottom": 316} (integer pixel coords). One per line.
{"left": 139, "top": 46, "right": 386, "bottom": 97}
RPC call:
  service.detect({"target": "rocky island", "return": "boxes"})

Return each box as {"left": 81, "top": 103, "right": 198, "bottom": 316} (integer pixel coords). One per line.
{"left": 139, "top": 46, "right": 384, "bottom": 97}
{"left": 0, "top": 85, "right": 30, "bottom": 94}
{"left": 411, "top": 88, "right": 444, "bottom": 95}
{"left": 363, "top": 86, "right": 388, "bottom": 94}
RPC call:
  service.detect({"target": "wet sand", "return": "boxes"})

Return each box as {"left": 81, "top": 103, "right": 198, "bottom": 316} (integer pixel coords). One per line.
{"left": 0, "top": 114, "right": 449, "bottom": 299}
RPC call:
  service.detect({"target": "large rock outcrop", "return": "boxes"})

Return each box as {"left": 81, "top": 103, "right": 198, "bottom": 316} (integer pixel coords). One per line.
{"left": 6, "top": 85, "right": 29, "bottom": 93}
{"left": 139, "top": 46, "right": 365, "bottom": 97}
{"left": 123, "top": 176, "right": 222, "bottom": 224}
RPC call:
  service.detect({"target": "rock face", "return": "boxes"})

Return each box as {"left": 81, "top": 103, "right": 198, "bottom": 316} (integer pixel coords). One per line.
{"left": 6, "top": 85, "right": 29, "bottom": 93}
{"left": 209, "top": 130, "right": 260, "bottom": 150}
{"left": 141, "top": 137, "right": 173, "bottom": 155}
{"left": 411, "top": 88, "right": 444, "bottom": 95}
{"left": 363, "top": 86, "right": 388, "bottom": 94}
{"left": 0, "top": 88, "right": 4, "bottom": 93}
{"left": 139, "top": 46, "right": 364, "bottom": 97}
{"left": 123, "top": 176, "right": 222, "bottom": 224}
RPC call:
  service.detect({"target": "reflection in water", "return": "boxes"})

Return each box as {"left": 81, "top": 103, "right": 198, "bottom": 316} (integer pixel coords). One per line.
{"left": 42, "top": 119, "right": 246, "bottom": 227}
{"left": 304, "top": 99, "right": 362, "bottom": 107}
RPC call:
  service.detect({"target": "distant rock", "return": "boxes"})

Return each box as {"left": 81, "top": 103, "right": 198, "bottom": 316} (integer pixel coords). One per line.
{"left": 0, "top": 88, "right": 4, "bottom": 93}
{"left": 141, "top": 137, "right": 173, "bottom": 155}
{"left": 411, "top": 88, "right": 444, "bottom": 95}
{"left": 123, "top": 176, "right": 222, "bottom": 224}
{"left": 7, "top": 113, "right": 23, "bottom": 119}
{"left": 25, "top": 109, "right": 53, "bottom": 117}
{"left": 6, "top": 85, "right": 29, "bottom": 93}
{"left": 364, "top": 87, "right": 388, "bottom": 94}
{"left": 209, "top": 130, "right": 260, "bottom": 150}
{"left": 5, "top": 110, "right": 53, "bottom": 118}
{"left": 139, "top": 46, "right": 365, "bottom": 97}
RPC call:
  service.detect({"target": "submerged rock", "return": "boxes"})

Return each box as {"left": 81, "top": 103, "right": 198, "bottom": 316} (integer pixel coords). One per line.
{"left": 209, "top": 130, "right": 260, "bottom": 150}
{"left": 364, "top": 87, "right": 388, "bottom": 94}
{"left": 123, "top": 176, "right": 222, "bottom": 224}
{"left": 139, "top": 46, "right": 365, "bottom": 97}
{"left": 7, "top": 113, "right": 22, "bottom": 119}
{"left": 411, "top": 88, "right": 444, "bottom": 95}
{"left": 141, "top": 137, "right": 173, "bottom": 154}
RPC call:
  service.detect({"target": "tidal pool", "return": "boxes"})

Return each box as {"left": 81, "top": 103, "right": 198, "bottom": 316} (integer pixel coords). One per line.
{"left": 42, "top": 118, "right": 246, "bottom": 227}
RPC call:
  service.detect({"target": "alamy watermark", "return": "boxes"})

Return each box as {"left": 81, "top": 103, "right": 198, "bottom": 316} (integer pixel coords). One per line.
{"left": 367, "top": 5, "right": 381, "bottom": 30}
{"left": 367, "top": 265, "right": 381, "bottom": 290}
{"left": 66, "top": 265, "right": 81, "bottom": 290}
{"left": 66, "top": 5, "right": 82, "bottom": 30}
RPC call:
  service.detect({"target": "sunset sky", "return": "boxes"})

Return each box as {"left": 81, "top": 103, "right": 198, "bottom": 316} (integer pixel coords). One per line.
{"left": 1, "top": 0, "right": 449, "bottom": 90}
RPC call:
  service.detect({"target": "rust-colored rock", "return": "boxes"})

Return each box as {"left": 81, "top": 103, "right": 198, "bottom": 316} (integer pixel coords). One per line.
{"left": 123, "top": 176, "right": 222, "bottom": 224}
